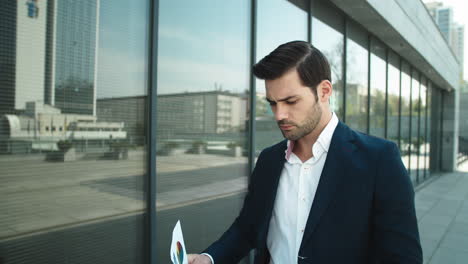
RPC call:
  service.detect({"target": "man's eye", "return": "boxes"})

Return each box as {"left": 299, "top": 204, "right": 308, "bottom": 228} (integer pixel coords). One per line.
{"left": 269, "top": 102, "right": 276, "bottom": 106}
{"left": 286, "top": 101, "right": 297, "bottom": 105}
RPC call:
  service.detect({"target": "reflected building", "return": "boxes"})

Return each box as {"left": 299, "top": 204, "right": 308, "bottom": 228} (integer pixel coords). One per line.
{"left": 0, "top": 101, "right": 126, "bottom": 153}
{"left": 0, "top": 0, "right": 126, "bottom": 154}
{"left": 97, "top": 91, "right": 248, "bottom": 143}
{"left": 157, "top": 91, "right": 248, "bottom": 138}
{"left": 44, "top": 0, "right": 100, "bottom": 115}
{"left": 0, "top": 0, "right": 48, "bottom": 114}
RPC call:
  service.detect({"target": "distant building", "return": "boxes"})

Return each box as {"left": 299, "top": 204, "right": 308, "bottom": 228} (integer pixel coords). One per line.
{"left": 451, "top": 24, "right": 465, "bottom": 76}
{"left": 425, "top": 1, "right": 464, "bottom": 76}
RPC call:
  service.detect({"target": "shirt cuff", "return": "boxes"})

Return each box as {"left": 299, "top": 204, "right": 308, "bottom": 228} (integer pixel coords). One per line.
{"left": 201, "top": 253, "right": 214, "bottom": 264}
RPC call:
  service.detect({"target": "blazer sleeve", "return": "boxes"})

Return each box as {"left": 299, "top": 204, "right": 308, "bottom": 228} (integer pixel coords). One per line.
{"left": 202, "top": 150, "right": 267, "bottom": 264}
{"left": 373, "top": 141, "right": 423, "bottom": 263}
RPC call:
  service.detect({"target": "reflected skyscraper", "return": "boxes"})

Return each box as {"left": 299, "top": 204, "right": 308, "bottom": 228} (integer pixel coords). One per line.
{"left": 0, "top": 0, "right": 48, "bottom": 114}
{"left": 45, "top": 0, "right": 100, "bottom": 115}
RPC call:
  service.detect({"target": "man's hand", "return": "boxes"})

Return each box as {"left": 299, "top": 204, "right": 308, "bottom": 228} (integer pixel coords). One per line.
{"left": 187, "top": 254, "right": 212, "bottom": 264}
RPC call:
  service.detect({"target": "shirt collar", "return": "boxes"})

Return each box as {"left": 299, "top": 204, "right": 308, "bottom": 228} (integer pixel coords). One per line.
{"left": 284, "top": 112, "right": 339, "bottom": 162}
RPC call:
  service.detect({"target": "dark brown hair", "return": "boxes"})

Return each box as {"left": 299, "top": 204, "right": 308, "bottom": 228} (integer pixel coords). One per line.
{"left": 253, "top": 40, "right": 331, "bottom": 98}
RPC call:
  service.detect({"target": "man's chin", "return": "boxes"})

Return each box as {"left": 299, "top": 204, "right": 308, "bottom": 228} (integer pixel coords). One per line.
{"left": 282, "top": 131, "right": 300, "bottom": 141}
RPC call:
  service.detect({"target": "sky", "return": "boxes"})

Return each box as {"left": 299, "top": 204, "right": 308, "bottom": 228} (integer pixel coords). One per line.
{"left": 422, "top": 0, "right": 468, "bottom": 81}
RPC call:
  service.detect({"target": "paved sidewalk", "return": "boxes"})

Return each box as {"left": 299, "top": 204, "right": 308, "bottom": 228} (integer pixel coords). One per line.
{"left": 416, "top": 162, "right": 468, "bottom": 264}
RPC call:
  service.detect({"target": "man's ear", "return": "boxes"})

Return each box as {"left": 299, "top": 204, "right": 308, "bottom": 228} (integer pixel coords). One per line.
{"left": 317, "top": 80, "right": 333, "bottom": 103}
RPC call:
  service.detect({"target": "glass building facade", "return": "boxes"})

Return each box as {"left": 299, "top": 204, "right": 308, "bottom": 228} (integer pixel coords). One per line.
{"left": 0, "top": 0, "right": 453, "bottom": 263}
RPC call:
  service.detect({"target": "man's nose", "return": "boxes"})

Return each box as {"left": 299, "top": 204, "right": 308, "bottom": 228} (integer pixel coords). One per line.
{"left": 274, "top": 106, "right": 288, "bottom": 121}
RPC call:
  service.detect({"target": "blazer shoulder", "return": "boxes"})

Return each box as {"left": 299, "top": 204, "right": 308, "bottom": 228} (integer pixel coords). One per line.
{"left": 350, "top": 129, "right": 397, "bottom": 154}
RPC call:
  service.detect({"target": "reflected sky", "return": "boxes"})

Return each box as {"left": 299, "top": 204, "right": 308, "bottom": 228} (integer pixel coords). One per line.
{"left": 157, "top": 0, "right": 249, "bottom": 95}
{"left": 97, "top": 0, "right": 149, "bottom": 99}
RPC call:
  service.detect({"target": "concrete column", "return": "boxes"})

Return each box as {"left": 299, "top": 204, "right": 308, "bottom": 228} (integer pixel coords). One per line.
{"left": 440, "top": 89, "right": 460, "bottom": 171}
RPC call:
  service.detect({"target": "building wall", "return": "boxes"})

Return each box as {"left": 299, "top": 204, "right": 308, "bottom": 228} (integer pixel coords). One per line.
{"left": 331, "top": 0, "right": 460, "bottom": 90}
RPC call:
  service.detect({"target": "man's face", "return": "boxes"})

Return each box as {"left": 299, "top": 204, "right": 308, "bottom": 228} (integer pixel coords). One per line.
{"left": 265, "top": 69, "right": 323, "bottom": 141}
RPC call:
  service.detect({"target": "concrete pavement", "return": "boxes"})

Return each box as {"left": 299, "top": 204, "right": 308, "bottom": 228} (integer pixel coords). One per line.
{"left": 416, "top": 161, "right": 468, "bottom": 264}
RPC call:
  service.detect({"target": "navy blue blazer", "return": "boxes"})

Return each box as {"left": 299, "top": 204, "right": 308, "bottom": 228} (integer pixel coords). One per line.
{"left": 205, "top": 121, "right": 422, "bottom": 264}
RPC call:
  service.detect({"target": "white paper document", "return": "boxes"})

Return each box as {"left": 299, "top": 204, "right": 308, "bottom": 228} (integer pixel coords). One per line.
{"left": 170, "top": 220, "right": 188, "bottom": 264}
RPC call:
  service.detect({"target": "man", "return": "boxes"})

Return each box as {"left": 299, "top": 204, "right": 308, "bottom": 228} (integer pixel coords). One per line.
{"left": 188, "top": 41, "right": 422, "bottom": 264}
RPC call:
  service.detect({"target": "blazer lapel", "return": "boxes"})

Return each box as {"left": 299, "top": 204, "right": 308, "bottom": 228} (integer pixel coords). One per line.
{"left": 299, "top": 122, "right": 356, "bottom": 249}
{"left": 257, "top": 140, "right": 288, "bottom": 248}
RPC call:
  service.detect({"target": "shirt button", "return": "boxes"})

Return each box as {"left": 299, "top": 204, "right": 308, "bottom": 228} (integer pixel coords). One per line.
{"left": 301, "top": 229, "right": 304, "bottom": 233}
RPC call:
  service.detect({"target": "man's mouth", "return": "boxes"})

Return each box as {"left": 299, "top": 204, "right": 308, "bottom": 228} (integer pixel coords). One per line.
{"left": 279, "top": 125, "right": 294, "bottom": 130}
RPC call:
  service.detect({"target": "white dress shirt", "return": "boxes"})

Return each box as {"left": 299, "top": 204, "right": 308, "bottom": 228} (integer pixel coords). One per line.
{"left": 267, "top": 113, "right": 338, "bottom": 264}
{"left": 203, "top": 113, "right": 338, "bottom": 264}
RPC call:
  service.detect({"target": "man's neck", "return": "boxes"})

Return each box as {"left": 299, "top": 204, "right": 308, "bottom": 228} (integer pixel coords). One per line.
{"left": 293, "top": 111, "right": 333, "bottom": 162}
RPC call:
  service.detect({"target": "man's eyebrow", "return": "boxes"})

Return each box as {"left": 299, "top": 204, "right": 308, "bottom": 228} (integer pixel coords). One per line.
{"left": 265, "top": 96, "right": 299, "bottom": 103}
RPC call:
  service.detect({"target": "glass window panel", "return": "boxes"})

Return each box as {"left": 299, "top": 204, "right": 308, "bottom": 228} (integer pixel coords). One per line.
{"left": 157, "top": 0, "right": 250, "bottom": 262}
{"left": 312, "top": 0, "right": 344, "bottom": 120}
{"left": 369, "top": 38, "right": 386, "bottom": 138}
{"left": 255, "top": 0, "right": 308, "bottom": 156}
{"left": 410, "top": 70, "right": 420, "bottom": 184}
{"left": 419, "top": 77, "right": 427, "bottom": 180}
{"left": 400, "top": 62, "right": 411, "bottom": 175}
{"left": 0, "top": 0, "right": 149, "bottom": 263}
{"left": 387, "top": 52, "right": 400, "bottom": 145}
{"left": 345, "top": 21, "right": 368, "bottom": 133}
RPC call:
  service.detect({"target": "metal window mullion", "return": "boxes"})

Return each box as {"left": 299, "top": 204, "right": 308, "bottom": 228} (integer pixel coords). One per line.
{"left": 416, "top": 74, "right": 421, "bottom": 184}
{"left": 384, "top": 47, "right": 389, "bottom": 139}
{"left": 408, "top": 68, "right": 413, "bottom": 179}
{"left": 308, "top": 0, "right": 312, "bottom": 43}
{"left": 439, "top": 90, "right": 444, "bottom": 171}
{"left": 342, "top": 17, "right": 348, "bottom": 123}
{"left": 367, "top": 35, "right": 371, "bottom": 135}
{"left": 147, "top": 0, "right": 159, "bottom": 263}
{"left": 248, "top": 0, "right": 257, "bottom": 262}
{"left": 398, "top": 57, "right": 402, "bottom": 149}
{"left": 248, "top": 0, "right": 257, "bottom": 181}
{"left": 423, "top": 79, "right": 431, "bottom": 179}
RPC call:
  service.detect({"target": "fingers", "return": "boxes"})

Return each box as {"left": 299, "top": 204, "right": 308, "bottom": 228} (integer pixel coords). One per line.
{"left": 187, "top": 254, "right": 197, "bottom": 264}
{"left": 186, "top": 254, "right": 212, "bottom": 264}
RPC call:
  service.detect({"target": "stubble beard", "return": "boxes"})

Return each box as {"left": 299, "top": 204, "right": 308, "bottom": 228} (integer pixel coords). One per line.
{"left": 279, "top": 103, "right": 322, "bottom": 141}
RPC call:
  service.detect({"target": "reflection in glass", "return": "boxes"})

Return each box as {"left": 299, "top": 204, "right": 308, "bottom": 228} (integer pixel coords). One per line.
{"left": 400, "top": 62, "right": 411, "bottom": 174}
{"left": 369, "top": 38, "right": 386, "bottom": 138}
{"left": 312, "top": 0, "right": 344, "bottom": 120}
{"left": 419, "top": 78, "right": 427, "bottom": 180}
{"left": 0, "top": 0, "right": 149, "bottom": 263}
{"left": 346, "top": 22, "right": 368, "bottom": 133}
{"left": 387, "top": 52, "right": 400, "bottom": 145}
{"left": 410, "top": 70, "right": 420, "bottom": 184}
{"left": 157, "top": 0, "right": 250, "bottom": 262}
{"left": 255, "top": 0, "right": 308, "bottom": 155}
